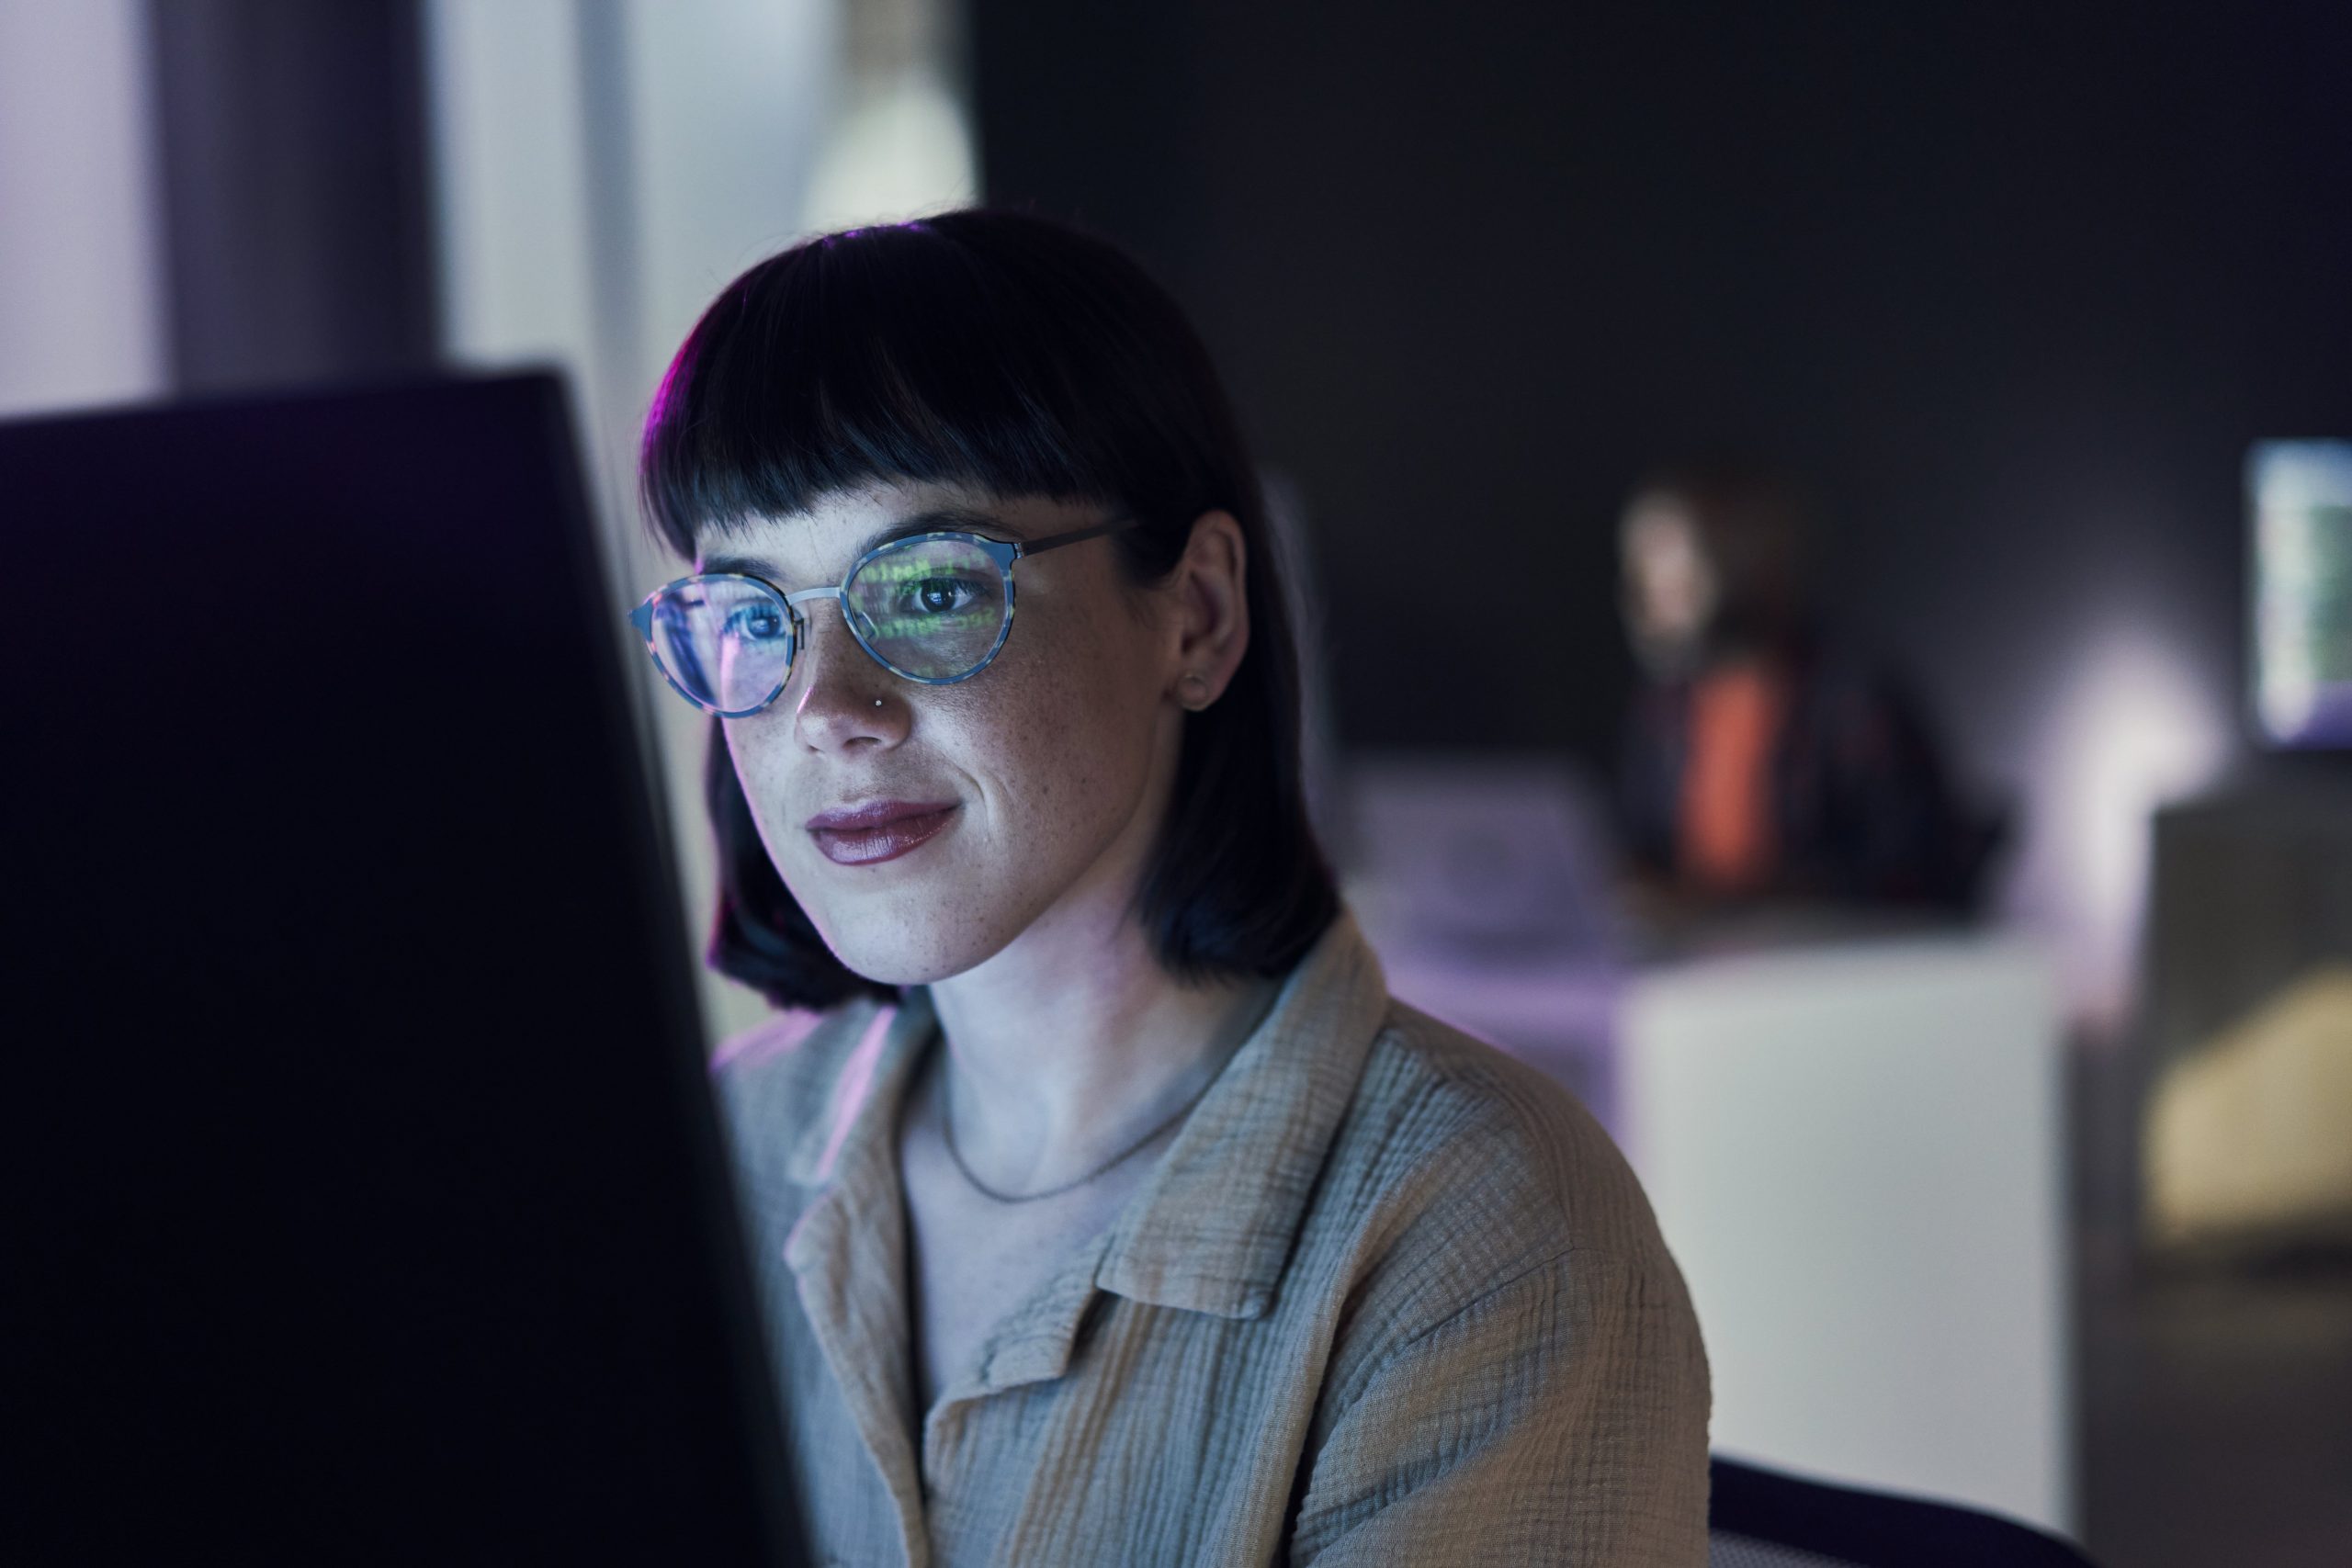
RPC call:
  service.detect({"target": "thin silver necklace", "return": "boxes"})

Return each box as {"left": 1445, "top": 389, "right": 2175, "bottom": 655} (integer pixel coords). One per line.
{"left": 941, "top": 1055, "right": 1227, "bottom": 1205}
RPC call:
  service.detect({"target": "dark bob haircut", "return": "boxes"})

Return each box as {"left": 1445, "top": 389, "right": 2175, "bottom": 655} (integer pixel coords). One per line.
{"left": 639, "top": 209, "right": 1338, "bottom": 1011}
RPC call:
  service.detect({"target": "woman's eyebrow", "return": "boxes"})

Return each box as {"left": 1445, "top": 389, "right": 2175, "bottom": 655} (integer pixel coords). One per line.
{"left": 697, "top": 550, "right": 786, "bottom": 581}
{"left": 863, "top": 505, "right": 1023, "bottom": 552}
{"left": 699, "top": 506, "right": 1023, "bottom": 581}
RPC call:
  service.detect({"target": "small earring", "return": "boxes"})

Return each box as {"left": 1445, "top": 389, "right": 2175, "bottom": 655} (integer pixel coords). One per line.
{"left": 873, "top": 697, "right": 885, "bottom": 708}
{"left": 1178, "top": 672, "right": 1213, "bottom": 710}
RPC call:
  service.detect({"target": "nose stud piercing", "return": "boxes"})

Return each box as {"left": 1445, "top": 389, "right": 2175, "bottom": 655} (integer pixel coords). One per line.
{"left": 873, "top": 698, "right": 884, "bottom": 708}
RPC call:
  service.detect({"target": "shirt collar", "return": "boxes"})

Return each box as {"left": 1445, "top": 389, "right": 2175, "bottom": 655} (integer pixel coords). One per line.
{"left": 781, "top": 908, "right": 1390, "bottom": 1322}
{"left": 1096, "top": 909, "right": 1389, "bottom": 1319}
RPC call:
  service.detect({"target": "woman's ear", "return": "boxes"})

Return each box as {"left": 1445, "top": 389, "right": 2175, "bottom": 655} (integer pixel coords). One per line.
{"left": 1168, "top": 509, "right": 1250, "bottom": 710}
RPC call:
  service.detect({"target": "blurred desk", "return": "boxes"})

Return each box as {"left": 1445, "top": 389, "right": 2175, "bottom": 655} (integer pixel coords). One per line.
{"left": 1375, "top": 948, "right": 1622, "bottom": 1128}
{"left": 1620, "top": 932, "right": 2073, "bottom": 1537}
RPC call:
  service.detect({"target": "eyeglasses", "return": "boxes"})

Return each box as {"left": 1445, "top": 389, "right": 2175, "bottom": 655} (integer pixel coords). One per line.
{"left": 627, "top": 517, "right": 1136, "bottom": 716}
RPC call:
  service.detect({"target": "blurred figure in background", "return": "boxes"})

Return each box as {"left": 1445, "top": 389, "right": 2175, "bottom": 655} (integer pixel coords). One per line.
{"left": 1617, "top": 464, "right": 1997, "bottom": 915}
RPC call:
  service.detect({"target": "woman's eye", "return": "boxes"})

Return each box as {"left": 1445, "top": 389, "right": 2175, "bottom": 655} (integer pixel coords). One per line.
{"left": 905, "top": 577, "right": 978, "bottom": 615}
{"left": 722, "top": 604, "right": 788, "bottom": 641}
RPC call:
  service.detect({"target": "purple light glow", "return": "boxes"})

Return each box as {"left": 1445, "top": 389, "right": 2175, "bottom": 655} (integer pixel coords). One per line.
{"left": 813, "top": 1003, "right": 897, "bottom": 1181}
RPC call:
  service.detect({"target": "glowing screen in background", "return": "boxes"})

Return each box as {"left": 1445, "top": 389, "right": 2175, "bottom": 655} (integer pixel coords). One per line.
{"left": 2251, "top": 440, "right": 2352, "bottom": 747}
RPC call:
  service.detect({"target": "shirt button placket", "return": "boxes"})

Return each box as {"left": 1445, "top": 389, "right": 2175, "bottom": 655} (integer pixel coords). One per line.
{"left": 923, "top": 1400, "right": 966, "bottom": 1488}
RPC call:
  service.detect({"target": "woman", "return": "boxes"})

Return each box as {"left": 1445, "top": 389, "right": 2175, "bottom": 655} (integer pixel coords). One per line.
{"left": 631, "top": 210, "right": 1709, "bottom": 1565}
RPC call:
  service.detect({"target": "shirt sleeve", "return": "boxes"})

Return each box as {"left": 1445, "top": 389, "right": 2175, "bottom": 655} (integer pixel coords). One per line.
{"left": 1285, "top": 1247, "right": 1712, "bottom": 1566}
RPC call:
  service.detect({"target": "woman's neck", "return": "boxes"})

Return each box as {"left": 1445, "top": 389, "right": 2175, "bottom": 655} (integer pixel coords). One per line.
{"left": 924, "top": 889, "right": 1276, "bottom": 1198}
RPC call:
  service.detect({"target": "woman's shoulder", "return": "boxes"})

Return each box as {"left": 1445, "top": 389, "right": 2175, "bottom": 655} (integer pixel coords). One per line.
{"left": 1291, "top": 1002, "right": 1712, "bottom": 1560}
{"left": 1317, "top": 998, "right": 1690, "bottom": 1325}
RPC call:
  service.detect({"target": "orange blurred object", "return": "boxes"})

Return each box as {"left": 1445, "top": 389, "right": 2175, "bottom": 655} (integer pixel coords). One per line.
{"left": 1679, "top": 660, "right": 1790, "bottom": 894}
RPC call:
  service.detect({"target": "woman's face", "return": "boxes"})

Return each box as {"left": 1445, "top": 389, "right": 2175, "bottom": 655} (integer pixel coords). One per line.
{"left": 709, "top": 479, "right": 1216, "bottom": 987}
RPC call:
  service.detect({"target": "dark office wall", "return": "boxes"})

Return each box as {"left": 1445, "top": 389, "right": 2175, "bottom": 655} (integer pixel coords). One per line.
{"left": 974, "top": 1, "right": 2352, "bottom": 784}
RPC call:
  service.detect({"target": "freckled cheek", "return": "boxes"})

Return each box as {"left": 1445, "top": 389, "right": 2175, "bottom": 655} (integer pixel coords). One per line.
{"left": 1042, "top": 702, "right": 1153, "bottom": 831}
{"left": 948, "top": 647, "right": 1142, "bottom": 833}
{"left": 718, "top": 719, "right": 810, "bottom": 856}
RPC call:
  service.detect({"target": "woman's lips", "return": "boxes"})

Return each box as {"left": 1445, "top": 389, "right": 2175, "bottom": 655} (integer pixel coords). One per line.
{"left": 806, "top": 802, "right": 960, "bottom": 866}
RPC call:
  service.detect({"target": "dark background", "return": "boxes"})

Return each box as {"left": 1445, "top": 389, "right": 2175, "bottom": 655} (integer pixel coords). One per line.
{"left": 976, "top": 0, "right": 2352, "bottom": 785}
{"left": 150, "top": 0, "right": 2352, "bottom": 784}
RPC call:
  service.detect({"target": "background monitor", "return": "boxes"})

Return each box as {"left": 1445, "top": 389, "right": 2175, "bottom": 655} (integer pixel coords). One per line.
{"left": 2250, "top": 439, "right": 2352, "bottom": 748}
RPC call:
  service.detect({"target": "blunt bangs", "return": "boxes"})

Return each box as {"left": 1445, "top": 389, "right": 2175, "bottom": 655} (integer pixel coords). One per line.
{"left": 640, "top": 209, "right": 1339, "bottom": 1011}
{"left": 642, "top": 213, "right": 1228, "bottom": 556}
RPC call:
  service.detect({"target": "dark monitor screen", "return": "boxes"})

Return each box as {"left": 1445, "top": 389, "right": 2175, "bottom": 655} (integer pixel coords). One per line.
{"left": 1, "top": 375, "right": 803, "bottom": 1565}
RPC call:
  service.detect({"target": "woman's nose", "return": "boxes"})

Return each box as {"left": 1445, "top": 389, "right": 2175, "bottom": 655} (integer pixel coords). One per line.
{"left": 790, "top": 607, "right": 907, "bottom": 752}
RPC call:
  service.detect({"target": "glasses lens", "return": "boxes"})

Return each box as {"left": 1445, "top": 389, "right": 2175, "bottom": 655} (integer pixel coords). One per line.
{"left": 843, "top": 536, "right": 1010, "bottom": 680}
{"left": 650, "top": 577, "right": 795, "bottom": 713}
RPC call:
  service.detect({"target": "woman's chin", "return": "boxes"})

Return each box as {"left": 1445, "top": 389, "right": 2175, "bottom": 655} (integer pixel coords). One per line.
{"left": 808, "top": 905, "right": 1011, "bottom": 990}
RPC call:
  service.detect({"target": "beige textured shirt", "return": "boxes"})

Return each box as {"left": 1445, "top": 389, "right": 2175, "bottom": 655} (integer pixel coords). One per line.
{"left": 712, "top": 910, "right": 1711, "bottom": 1565}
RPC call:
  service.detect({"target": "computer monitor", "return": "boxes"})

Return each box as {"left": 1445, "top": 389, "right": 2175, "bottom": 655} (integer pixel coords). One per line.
{"left": 1, "top": 374, "right": 806, "bottom": 1564}
{"left": 2249, "top": 439, "right": 2352, "bottom": 748}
